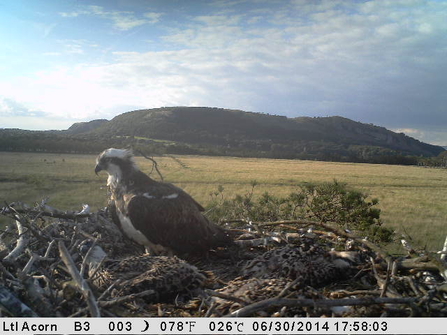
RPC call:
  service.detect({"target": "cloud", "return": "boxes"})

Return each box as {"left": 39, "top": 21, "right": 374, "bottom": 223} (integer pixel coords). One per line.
{"left": 0, "top": 99, "right": 71, "bottom": 130}
{"left": 42, "top": 52, "right": 62, "bottom": 57}
{"left": 163, "top": 14, "right": 247, "bottom": 49}
{"left": 0, "top": 115, "right": 75, "bottom": 130}
{"left": 3, "top": 0, "right": 446, "bottom": 145}
{"left": 57, "top": 40, "right": 84, "bottom": 54}
{"left": 392, "top": 128, "right": 425, "bottom": 137}
{"left": 54, "top": 39, "right": 99, "bottom": 55}
{"left": 0, "top": 98, "right": 45, "bottom": 117}
{"left": 40, "top": 40, "right": 100, "bottom": 59}
{"left": 32, "top": 22, "right": 58, "bottom": 38}
{"left": 59, "top": 5, "right": 161, "bottom": 31}
{"left": 392, "top": 127, "right": 447, "bottom": 146}
{"left": 143, "top": 12, "right": 162, "bottom": 24}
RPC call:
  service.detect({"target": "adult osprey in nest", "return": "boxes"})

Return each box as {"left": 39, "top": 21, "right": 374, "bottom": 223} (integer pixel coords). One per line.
{"left": 95, "top": 148, "right": 232, "bottom": 256}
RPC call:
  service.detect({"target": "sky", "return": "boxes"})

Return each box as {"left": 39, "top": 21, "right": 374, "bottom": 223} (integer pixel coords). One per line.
{"left": 0, "top": 0, "right": 446, "bottom": 145}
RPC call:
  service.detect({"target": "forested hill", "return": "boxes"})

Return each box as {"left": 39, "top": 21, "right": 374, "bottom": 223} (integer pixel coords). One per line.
{"left": 0, "top": 107, "right": 445, "bottom": 164}
{"left": 84, "top": 107, "right": 443, "bottom": 160}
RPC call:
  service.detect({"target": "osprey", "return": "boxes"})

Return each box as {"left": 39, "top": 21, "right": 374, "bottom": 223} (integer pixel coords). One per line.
{"left": 79, "top": 242, "right": 208, "bottom": 301}
{"left": 95, "top": 148, "right": 232, "bottom": 256}
{"left": 242, "top": 243, "right": 357, "bottom": 287}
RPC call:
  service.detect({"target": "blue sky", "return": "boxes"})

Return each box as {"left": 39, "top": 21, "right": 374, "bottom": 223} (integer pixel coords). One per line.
{"left": 1, "top": 0, "right": 446, "bottom": 145}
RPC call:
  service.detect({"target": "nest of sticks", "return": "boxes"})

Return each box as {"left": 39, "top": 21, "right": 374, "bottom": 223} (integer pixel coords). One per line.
{"left": 0, "top": 201, "right": 446, "bottom": 317}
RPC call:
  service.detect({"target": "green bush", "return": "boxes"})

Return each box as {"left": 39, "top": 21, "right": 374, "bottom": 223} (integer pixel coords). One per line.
{"left": 207, "top": 180, "right": 393, "bottom": 243}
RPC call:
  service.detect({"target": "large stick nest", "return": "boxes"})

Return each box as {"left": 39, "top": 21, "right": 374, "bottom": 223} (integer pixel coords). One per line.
{"left": 0, "top": 201, "right": 446, "bottom": 317}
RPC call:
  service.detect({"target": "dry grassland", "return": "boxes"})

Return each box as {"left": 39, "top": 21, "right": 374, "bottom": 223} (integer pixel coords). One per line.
{"left": 1, "top": 151, "right": 446, "bottom": 251}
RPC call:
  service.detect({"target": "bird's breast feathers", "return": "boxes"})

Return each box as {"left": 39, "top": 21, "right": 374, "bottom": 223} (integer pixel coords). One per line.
{"left": 117, "top": 210, "right": 151, "bottom": 246}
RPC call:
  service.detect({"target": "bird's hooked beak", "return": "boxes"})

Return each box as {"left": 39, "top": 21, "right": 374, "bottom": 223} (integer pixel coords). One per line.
{"left": 94, "top": 164, "right": 103, "bottom": 175}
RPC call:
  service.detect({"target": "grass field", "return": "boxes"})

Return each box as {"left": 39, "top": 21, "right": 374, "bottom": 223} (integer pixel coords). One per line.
{"left": 1, "top": 151, "right": 446, "bottom": 252}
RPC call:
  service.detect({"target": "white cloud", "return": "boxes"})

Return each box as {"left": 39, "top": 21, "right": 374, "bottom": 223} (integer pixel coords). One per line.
{"left": 392, "top": 128, "right": 425, "bottom": 137}
{"left": 42, "top": 52, "right": 62, "bottom": 57}
{"left": 391, "top": 128, "right": 447, "bottom": 146}
{"left": 144, "top": 12, "right": 162, "bottom": 24}
{"left": 42, "top": 39, "right": 99, "bottom": 57}
{"left": 0, "top": 98, "right": 45, "bottom": 117}
{"left": 57, "top": 40, "right": 85, "bottom": 54}
{"left": 164, "top": 14, "right": 247, "bottom": 49}
{"left": 59, "top": 12, "right": 79, "bottom": 18}
{"left": 195, "top": 14, "right": 242, "bottom": 26}
{"left": 59, "top": 5, "right": 162, "bottom": 31}
{"left": 0, "top": 115, "right": 75, "bottom": 130}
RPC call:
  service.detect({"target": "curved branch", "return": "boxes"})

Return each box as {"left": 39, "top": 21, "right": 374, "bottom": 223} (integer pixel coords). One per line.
{"left": 3, "top": 220, "right": 29, "bottom": 263}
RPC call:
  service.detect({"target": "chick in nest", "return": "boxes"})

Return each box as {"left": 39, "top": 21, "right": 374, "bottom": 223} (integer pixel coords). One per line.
{"left": 242, "top": 242, "right": 358, "bottom": 287}
{"left": 79, "top": 241, "right": 210, "bottom": 302}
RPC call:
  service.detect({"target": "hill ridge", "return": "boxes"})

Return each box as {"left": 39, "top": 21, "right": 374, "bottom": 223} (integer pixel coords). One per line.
{"left": 0, "top": 106, "right": 444, "bottom": 164}
{"left": 88, "top": 107, "right": 442, "bottom": 158}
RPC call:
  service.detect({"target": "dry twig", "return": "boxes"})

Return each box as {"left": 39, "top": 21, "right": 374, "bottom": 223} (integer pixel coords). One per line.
{"left": 58, "top": 241, "right": 101, "bottom": 317}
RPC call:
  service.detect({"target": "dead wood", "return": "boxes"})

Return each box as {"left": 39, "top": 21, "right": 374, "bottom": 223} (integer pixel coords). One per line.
{"left": 58, "top": 241, "right": 100, "bottom": 317}
{"left": 397, "top": 257, "right": 444, "bottom": 272}
{"left": 0, "top": 285, "right": 39, "bottom": 317}
{"left": 3, "top": 220, "right": 29, "bottom": 263}
{"left": 21, "top": 276, "right": 54, "bottom": 316}
{"left": 135, "top": 149, "right": 164, "bottom": 181}
{"left": 205, "top": 289, "right": 250, "bottom": 305}
{"left": 2, "top": 201, "right": 91, "bottom": 220}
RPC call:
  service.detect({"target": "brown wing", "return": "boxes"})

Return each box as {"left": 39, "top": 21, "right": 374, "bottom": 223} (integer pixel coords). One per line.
{"left": 161, "top": 183, "right": 206, "bottom": 212}
{"left": 123, "top": 185, "right": 231, "bottom": 255}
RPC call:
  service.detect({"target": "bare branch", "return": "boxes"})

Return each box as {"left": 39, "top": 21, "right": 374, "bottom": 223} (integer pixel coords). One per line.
{"left": 440, "top": 235, "right": 447, "bottom": 262}
{"left": 205, "top": 289, "right": 249, "bottom": 305}
{"left": 58, "top": 241, "right": 101, "bottom": 317}
{"left": 21, "top": 253, "right": 55, "bottom": 276}
{"left": 135, "top": 149, "right": 164, "bottom": 181}
{"left": 21, "top": 276, "right": 54, "bottom": 316}
{"left": 0, "top": 284, "right": 39, "bottom": 317}
{"left": 98, "top": 290, "right": 156, "bottom": 308}
{"left": 3, "top": 220, "right": 29, "bottom": 263}
{"left": 69, "top": 289, "right": 156, "bottom": 317}
{"left": 1, "top": 202, "right": 91, "bottom": 220}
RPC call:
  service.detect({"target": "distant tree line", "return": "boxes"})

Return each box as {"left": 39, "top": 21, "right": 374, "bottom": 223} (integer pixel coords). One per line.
{"left": 0, "top": 129, "right": 443, "bottom": 167}
{"left": 418, "top": 151, "right": 447, "bottom": 168}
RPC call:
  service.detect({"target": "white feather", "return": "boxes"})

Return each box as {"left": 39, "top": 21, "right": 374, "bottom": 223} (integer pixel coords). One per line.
{"left": 106, "top": 164, "right": 123, "bottom": 188}
{"left": 163, "top": 193, "right": 178, "bottom": 199}
{"left": 101, "top": 148, "right": 132, "bottom": 159}
{"left": 118, "top": 211, "right": 151, "bottom": 246}
{"left": 77, "top": 204, "right": 90, "bottom": 215}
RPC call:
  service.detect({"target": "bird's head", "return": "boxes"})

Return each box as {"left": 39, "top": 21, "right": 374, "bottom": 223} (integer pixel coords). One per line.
{"left": 95, "top": 148, "right": 137, "bottom": 179}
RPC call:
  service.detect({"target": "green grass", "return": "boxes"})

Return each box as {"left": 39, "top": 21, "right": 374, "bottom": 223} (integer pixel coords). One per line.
{"left": 1, "top": 151, "right": 446, "bottom": 251}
